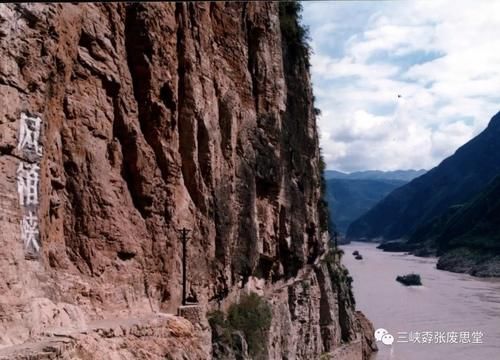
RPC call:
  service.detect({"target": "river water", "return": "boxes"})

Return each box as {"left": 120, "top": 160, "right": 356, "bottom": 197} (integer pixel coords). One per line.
{"left": 341, "top": 242, "right": 500, "bottom": 360}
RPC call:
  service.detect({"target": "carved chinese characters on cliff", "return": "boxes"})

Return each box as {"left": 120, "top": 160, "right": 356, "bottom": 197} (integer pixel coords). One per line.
{"left": 21, "top": 212, "right": 40, "bottom": 252}
{"left": 16, "top": 113, "right": 43, "bottom": 255}
{"left": 17, "top": 163, "right": 40, "bottom": 206}
{"left": 18, "top": 113, "right": 43, "bottom": 156}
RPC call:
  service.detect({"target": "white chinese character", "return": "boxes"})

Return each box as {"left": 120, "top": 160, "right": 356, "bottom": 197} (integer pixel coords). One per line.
{"left": 471, "top": 331, "right": 484, "bottom": 344}
{"left": 459, "top": 331, "right": 471, "bottom": 344}
{"left": 434, "top": 331, "right": 447, "bottom": 344}
{"left": 16, "top": 162, "right": 40, "bottom": 206}
{"left": 397, "top": 332, "right": 409, "bottom": 343}
{"left": 422, "top": 331, "right": 433, "bottom": 344}
{"left": 447, "top": 331, "right": 459, "bottom": 344}
{"left": 409, "top": 331, "right": 421, "bottom": 343}
{"left": 21, "top": 212, "right": 40, "bottom": 252}
{"left": 18, "top": 113, "right": 43, "bottom": 156}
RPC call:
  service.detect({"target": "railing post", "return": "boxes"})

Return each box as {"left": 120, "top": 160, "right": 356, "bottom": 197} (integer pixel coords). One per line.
{"left": 178, "top": 227, "right": 191, "bottom": 305}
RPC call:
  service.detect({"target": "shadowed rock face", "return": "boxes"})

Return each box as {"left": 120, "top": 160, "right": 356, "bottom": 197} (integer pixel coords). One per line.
{"left": 0, "top": 3, "right": 374, "bottom": 359}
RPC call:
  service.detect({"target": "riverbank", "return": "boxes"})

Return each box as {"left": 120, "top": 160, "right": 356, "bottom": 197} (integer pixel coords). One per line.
{"left": 376, "top": 241, "right": 500, "bottom": 277}
{"left": 436, "top": 248, "right": 500, "bottom": 277}
{"left": 341, "top": 242, "right": 500, "bottom": 360}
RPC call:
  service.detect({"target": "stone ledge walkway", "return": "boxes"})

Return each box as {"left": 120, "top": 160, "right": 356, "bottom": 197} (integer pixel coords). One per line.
{"left": 0, "top": 312, "right": 195, "bottom": 360}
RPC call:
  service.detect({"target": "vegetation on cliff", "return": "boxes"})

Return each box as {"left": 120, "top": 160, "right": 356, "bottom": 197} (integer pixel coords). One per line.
{"left": 279, "top": 1, "right": 333, "bottom": 235}
{"left": 414, "top": 176, "right": 500, "bottom": 254}
{"left": 319, "top": 152, "right": 335, "bottom": 233}
{"left": 413, "top": 175, "right": 500, "bottom": 276}
{"left": 322, "top": 246, "right": 356, "bottom": 311}
{"left": 208, "top": 293, "right": 272, "bottom": 359}
{"left": 279, "top": 1, "right": 311, "bottom": 68}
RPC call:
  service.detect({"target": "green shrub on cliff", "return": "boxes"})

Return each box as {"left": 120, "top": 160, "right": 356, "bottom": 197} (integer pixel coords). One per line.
{"left": 227, "top": 293, "right": 272, "bottom": 357}
{"left": 279, "top": 0, "right": 311, "bottom": 68}
{"left": 319, "top": 151, "right": 334, "bottom": 233}
{"left": 279, "top": 1, "right": 335, "bottom": 235}
{"left": 208, "top": 293, "right": 272, "bottom": 358}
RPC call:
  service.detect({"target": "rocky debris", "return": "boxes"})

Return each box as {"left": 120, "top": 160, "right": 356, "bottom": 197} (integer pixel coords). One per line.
{"left": 0, "top": 337, "right": 74, "bottom": 360}
{"left": 0, "top": 313, "right": 208, "bottom": 359}
{"left": 325, "top": 338, "right": 363, "bottom": 360}
{"left": 178, "top": 304, "right": 211, "bottom": 355}
{"left": 0, "top": 2, "right": 375, "bottom": 359}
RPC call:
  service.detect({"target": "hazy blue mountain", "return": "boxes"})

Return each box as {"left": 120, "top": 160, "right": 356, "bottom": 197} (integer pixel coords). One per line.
{"left": 325, "top": 178, "right": 406, "bottom": 234}
{"left": 347, "top": 111, "right": 500, "bottom": 242}
{"left": 325, "top": 169, "right": 426, "bottom": 181}
{"left": 324, "top": 170, "right": 350, "bottom": 179}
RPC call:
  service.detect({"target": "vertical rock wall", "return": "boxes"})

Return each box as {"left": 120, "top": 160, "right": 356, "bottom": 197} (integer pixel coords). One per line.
{"left": 0, "top": 3, "right": 374, "bottom": 359}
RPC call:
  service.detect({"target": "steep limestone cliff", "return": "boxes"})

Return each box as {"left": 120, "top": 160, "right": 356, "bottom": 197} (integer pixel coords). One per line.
{"left": 0, "top": 3, "right": 375, "bottom": 359}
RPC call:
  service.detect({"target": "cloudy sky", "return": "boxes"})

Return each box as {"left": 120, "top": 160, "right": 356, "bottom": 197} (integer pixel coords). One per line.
{"left": 302, "top": 1, "right": 500, "bottom": 173}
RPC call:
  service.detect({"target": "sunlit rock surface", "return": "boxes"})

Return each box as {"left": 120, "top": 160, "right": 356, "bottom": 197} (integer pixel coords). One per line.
{"left": 0, "top": 3, "right": 374, "bottom": 359}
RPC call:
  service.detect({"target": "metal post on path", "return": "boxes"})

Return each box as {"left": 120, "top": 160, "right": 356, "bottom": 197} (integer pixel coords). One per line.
{"left": 178, "top": 227, "right": 191, "bottom": 306}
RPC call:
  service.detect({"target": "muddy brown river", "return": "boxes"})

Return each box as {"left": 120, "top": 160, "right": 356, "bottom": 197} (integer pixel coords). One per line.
{"left": 341, "top": 242, "right": 500, "bottom": 360}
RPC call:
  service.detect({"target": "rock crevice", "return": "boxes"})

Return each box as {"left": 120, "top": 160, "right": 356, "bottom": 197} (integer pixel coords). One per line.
{"left": 0, "top": 3, "right": 375, "bottom": 359}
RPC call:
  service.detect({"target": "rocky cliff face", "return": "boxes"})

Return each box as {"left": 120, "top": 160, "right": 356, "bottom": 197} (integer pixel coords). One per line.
{"left": 0, "top": 3, "right": 374, "bottom": 359}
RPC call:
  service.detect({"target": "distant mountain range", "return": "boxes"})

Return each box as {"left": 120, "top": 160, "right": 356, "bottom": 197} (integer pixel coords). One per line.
{"left": 347, "top": 112, "right": 500, "bottom": 241}
{"left": 325, "top": 178, "right": 406, "bottom": 234}
{"left": 324, "top": 169, "right": 424, "bottom": 235}
{"left": 325, "top": 169, "right": 426, "bottom": 182}
{"left": 346, "top": 111, "right": 500, "bottom": 276}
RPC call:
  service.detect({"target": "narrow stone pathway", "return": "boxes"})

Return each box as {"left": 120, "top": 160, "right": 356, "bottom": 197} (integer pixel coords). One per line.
{"left": 0, "top": 312, "right": 197, "bottom": 360}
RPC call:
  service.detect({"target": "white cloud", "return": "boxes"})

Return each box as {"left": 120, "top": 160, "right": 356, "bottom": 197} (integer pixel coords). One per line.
{"left": 302, "top": 0, "right": 500, "bottom": 172}
{"left": 312, "top": 54, "right": 399, "bottom": 79}
{"left": 347, "top": 23, "right": 439, "bottom": 61}
{"left": 431, "top": 121, "right": 475, "bottom": 159}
